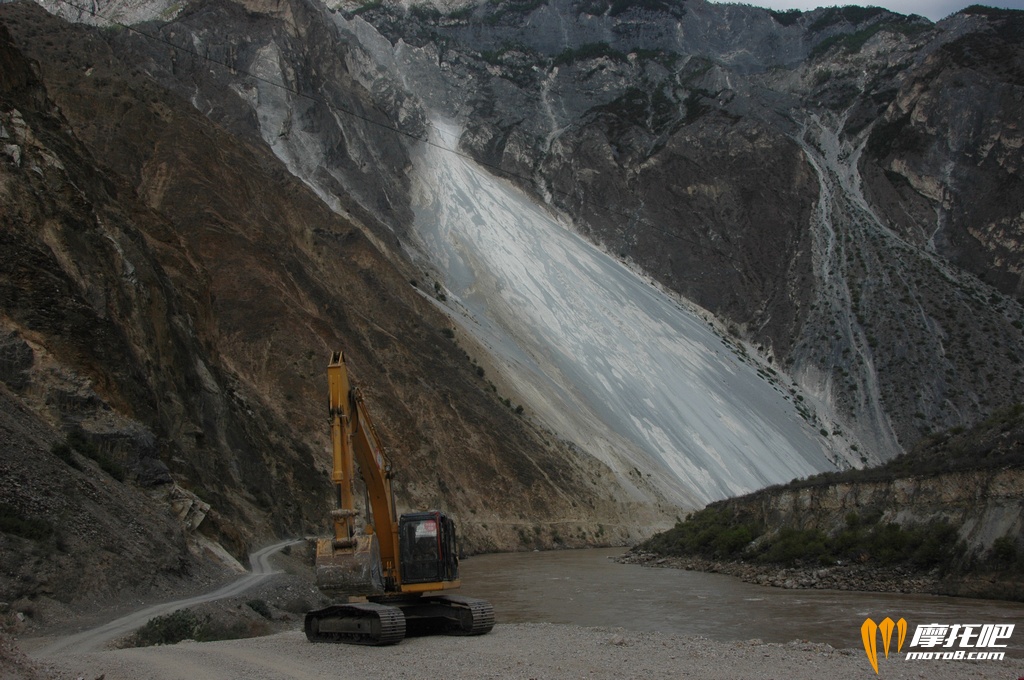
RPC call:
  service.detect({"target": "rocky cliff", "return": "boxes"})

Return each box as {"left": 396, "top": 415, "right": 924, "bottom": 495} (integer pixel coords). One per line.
{"left": 321, "top": 0, "right": 1024, "bottom": 460}
{"left": 1, "top": 0, "right": 1023, "bottom": 615}
{"left": 636, "top": 405, "right": 1024, "bottom": 599}
{"left": 403, "top": 0, "right": 1014, "bottom": 485}
{"left": 50, "top": 0, "right": 1021, "bottom": 465}
{"left": 0, "top": 3, "right": 651, "bottom": 617}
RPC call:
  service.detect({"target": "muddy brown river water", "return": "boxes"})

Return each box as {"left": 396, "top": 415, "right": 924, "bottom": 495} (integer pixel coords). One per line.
{"left": 460, "top": 548, "right": 1024, "bottom": 656}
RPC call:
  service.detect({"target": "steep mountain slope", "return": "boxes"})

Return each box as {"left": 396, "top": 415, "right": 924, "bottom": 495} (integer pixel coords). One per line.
{"left": 317, "top": 0, "right": 1024, "bottom": 460}
{"left": 411, "top": 118, "right": 837, "bottom": 507}
{"left": 0, "top": 3, "right": 644, "bottom": 614}
{"left": 23, "top": 0, "right": 849, "bottom": 501}
{"left": 60, "top": 0, "right": 1020, "bottom": 470}
{"left": 3, "top": 0, "right": 1023, "bottom": 612}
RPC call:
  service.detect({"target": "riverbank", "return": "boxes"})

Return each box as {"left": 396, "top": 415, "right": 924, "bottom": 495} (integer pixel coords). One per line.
{"left": 619, "top": 549, "right": 1024, "bottom": 602}
{"left": 618, "top": 549, "right": 944, "bottom": 594}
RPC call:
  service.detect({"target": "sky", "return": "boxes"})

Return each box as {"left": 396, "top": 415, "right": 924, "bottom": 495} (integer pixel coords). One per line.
{"left": 710, "top": 0, "right": 1024, "bottom": 21}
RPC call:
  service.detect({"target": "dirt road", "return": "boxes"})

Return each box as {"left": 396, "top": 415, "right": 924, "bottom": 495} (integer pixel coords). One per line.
{"left": 31, "top": 539, "right": 301, "bottom": 657}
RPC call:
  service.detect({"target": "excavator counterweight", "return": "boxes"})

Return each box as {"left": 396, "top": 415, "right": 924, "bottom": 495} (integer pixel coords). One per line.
{"left": 305, "top": 351, "right": 493, "bottom": 645}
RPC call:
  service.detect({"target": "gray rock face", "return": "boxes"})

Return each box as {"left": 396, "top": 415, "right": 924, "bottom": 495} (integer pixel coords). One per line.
{"left": 14, "top": 0, "right": 1024, "bottom": 513}
{"left": 319, "top": 0, "right": 1024, "bottom": 459}
{"left": 1, "top": 3, "right": 655, "bottom": 614}
{"left": 42, "top": 0, "right": 1022, "bottom": 461}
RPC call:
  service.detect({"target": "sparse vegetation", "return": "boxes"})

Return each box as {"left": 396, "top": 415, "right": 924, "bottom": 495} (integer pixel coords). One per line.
{"left": 641, "top": 506, "right": 965, "bottom": 572}
{"left": 350, "top": 0, "right": 382, "bottom": 15}
{"left": 809, "top": 6, "right": 886, "bottom": 33}
{"left": 483, "top": 0, "right": 547, "bottom": 24}
{"left": 129, "top": 608, "right": 270, "bottom": 647}
{"left": 640, "top": 407, "right": 1024, "bottom": 595}
{"left": 51, "top": 441, "right": 82, "bottom": 470}
{"left": 131, "top": 609, "right": 204, "bottom": 646}
{"left": 553, "top": 42, "right": 626, "bottom": 67}
{"left": 767, "top": 8, "right": 802, "bottom": 26}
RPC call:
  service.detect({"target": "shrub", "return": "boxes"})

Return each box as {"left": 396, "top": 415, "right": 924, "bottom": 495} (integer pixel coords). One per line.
{"left": 990, "top": 536, "right": 1018, "bottom": 564}
{"left": 753, "top": 527, "right": 831, "bottom": 566}
{"left": 553, "top": 42, "right": 626, "bottom": 66}
{"left": 643, "top": 506, "right": 965, "bottom": 573}
{"left": 51, "top": 442, "right": 82, "bottom": 470}
{"left": 640, "top": 506, "right": 763, "bottom": 560}
{"left": 133, "top": 609, "right": 203, "bottom": 646}
{"left": 131, "top": 608, "right": 269, "bottom": 647}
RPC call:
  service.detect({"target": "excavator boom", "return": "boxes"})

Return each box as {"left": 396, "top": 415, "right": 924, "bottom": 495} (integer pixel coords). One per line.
{"left": 314, "top": 351, "right": 398, "bottom": 597}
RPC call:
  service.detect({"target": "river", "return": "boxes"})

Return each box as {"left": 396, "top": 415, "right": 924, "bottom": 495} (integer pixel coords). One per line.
{"left": 460, "top": 548, "right": 1024, "bottom": 656}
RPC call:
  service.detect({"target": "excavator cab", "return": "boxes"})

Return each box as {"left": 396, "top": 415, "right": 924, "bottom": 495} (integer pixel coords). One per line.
{"left": 399, "top": 511, "right": 459, "bottom": 584}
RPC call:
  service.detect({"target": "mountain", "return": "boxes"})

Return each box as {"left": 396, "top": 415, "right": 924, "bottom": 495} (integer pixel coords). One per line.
{"left": 0, "top": 3, "right": 647, "bottom": 614}
{"left": 314, "top": 0, "right": 1024, "bottom": 461}
{"left": 0, "top": 0, "right": 1022, "bottom": 611}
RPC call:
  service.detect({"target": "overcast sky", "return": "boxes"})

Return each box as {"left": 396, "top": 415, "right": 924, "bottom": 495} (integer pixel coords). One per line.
{"left": 710, "top": 0, "right": 1024, "bottom": 21}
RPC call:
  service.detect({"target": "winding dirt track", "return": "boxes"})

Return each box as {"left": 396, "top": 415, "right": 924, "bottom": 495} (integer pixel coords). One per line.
{"left": 33, "top": 538, "right": 301, "bottom": 657}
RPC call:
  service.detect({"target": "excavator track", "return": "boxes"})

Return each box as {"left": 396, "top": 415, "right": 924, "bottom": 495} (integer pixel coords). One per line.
{"left": 304, "top": 602, "right": 406, "bottom": 645}
{"left": 435, "top": 595, "right": 495, "bottom": 636}
{"left": 395, "top": 594, "right": 495, "bottom": 637}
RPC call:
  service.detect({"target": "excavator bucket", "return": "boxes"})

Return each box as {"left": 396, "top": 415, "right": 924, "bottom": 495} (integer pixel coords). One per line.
{"left": 315, "top": 534, "right": 385, "bottom": 598}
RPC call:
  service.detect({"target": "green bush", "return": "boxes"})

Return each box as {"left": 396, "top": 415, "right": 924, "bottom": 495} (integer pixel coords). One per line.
{"left": 132, "top": 608, "right": 268, "bottom": 647}
{"left": 133, "top": 609, "right": 203, "bottom": 646}
{"left": 640, "top": 506, "right": 763, "bottom": 559}
{"left": 553, "top": 42, "right": 626, "bottom": 66}
{"left": 51, "top": 442, "right": 82, "bottom": 470}
{"left": 753, "top": 527, "right": 830, "bottom": 566}
{"left": 643, "top": 506, "right": 964, "bottom": 572}
{"left": 990, "top": 536, "right": 1018, "bottom": 564}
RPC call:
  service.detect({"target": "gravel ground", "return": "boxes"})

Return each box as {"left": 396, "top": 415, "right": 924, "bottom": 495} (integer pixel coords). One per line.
{"left": 27, "top": 624, "right": 1023, "bottom": 680}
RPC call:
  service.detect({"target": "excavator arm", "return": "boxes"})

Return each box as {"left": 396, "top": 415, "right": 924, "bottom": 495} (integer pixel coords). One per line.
{"left": 323, "top": 351, "right": 400, "bottom": 589}
{"left": 313, "top": 352, "right": 390, "bottom": 596}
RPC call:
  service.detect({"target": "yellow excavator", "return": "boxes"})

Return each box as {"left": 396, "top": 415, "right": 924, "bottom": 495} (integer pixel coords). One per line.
{"left": 304, "top": 351, "right": 494, "bottom": 645}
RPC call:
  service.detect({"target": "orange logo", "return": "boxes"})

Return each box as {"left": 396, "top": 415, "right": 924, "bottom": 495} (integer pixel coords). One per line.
{"left": 861, "top": 617, "right": 907, "bottom": 674}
